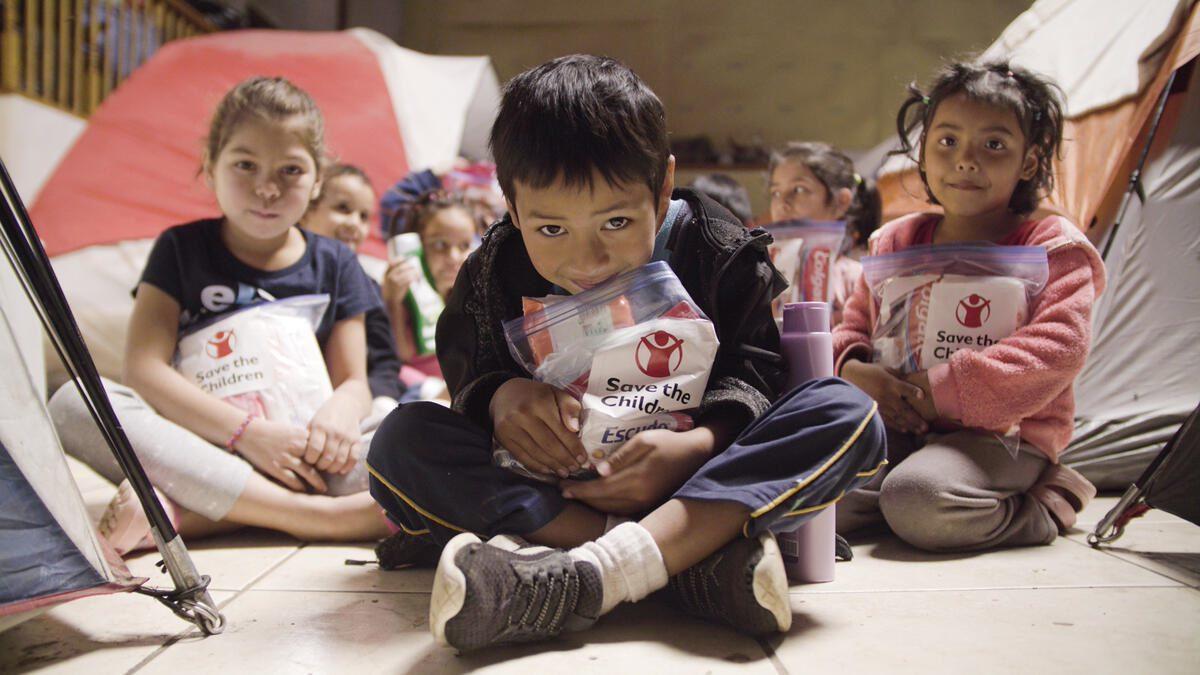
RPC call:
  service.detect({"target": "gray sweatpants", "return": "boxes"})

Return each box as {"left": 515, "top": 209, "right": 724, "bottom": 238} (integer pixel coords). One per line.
{"left": 48, "top": 379, "right": 371, "bottom": 521}
{"left": 836, "top": 430, "right": 1057, "bottom": 552}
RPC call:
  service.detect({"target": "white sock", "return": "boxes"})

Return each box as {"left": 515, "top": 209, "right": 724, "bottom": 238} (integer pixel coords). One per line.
{"left": 569, "top": 522, "right": 668, "bottom": 615}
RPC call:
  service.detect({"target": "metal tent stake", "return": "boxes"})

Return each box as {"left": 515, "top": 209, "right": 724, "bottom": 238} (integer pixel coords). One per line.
{"left": 0, "top": 154, "right": 224, "bottom": 636}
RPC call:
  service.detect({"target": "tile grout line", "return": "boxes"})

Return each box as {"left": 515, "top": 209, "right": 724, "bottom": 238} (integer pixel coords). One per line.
{"left": 788, "top": 582, "right": 1183, "bottom": 596}
{"left": 1059, "top": 532, "right": 1200, "bottom": 590}
{"left": 1088, "top": 551, "right": 1200, "bottom": 592}
{"left": 124, "top": 543, "right": 310, "bottom": 675}
{"left": 756, "top": 635, "right": 790, "bottom": 675}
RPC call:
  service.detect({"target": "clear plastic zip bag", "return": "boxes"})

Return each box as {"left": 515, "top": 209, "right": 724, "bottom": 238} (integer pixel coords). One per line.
{"left": 174, "top": 294, "right": 332, "bottom": 427}
{"left": 862, "top": 244, "right": 1049, "bottom": 457}
{"left": 499, "top": 262, "right": 720, "bottom": 478}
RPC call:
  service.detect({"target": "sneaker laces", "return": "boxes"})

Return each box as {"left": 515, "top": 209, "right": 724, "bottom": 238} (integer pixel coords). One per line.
{"left": 511, "top": 563, "right": 581, "bottom": 635}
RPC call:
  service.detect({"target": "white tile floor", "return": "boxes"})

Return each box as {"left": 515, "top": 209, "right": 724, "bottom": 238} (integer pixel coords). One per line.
{"left": 3, "top": 462, "right": 1198, "bottom": 674}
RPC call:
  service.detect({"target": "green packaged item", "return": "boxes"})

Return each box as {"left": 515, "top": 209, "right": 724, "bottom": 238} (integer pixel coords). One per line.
{"left": 387, "top": 232, "right": 444, "bottom": 355}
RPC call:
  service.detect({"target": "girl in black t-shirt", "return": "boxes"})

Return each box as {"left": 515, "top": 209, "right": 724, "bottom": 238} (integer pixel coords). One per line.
{"left": 50, "top": 77, "right": 390, "bottom": 554}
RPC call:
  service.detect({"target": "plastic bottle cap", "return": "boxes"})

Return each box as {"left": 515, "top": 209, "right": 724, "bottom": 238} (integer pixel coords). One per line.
{"left": 782, "top": 301, "right": 830, "bottom": 334}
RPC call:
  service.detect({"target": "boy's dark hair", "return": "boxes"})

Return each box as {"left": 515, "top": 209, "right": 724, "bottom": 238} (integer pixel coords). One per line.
{"left": 489, "top": 54, "right": 670, "bottom": 209}
{"left": 689, "top": 173, "right": 753, "bottom": 224}
{"left": 894, "top": 60, "right": 1065, "bottom": 215}
{"left": 768, "top": 142, "right": 881, "bottom": 245}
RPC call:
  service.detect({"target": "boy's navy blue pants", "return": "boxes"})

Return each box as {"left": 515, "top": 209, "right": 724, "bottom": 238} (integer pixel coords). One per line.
{"left": 366, "top": 377, "right": 886, "bottom": 546}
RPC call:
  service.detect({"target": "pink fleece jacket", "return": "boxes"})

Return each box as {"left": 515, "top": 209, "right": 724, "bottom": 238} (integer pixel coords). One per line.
{"left": 830, "top": 255, "right": 862, "bottom": 328}
{"left": 832, "top": 212, "right": 1107, "bottom": 461}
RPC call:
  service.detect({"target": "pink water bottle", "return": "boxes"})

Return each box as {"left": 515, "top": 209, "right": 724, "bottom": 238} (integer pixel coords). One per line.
{"left": 778, "top": 301, "right": 836, "bottom": 583}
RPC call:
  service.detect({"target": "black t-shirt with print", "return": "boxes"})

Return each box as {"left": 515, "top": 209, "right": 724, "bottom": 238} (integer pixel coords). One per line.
{"left": 138, "top": 218, "right": 380, "bottom": 347}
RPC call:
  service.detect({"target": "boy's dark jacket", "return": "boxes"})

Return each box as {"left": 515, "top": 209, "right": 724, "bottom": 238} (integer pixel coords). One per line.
{"left": 435, "top": 188, "right": 788, "bottom": 433}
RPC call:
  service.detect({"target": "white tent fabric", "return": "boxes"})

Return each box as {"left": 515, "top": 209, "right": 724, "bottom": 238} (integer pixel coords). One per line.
{"left": 352, "top": 29, "right": 501, "bottom": 170}
{"left": 0, "top": 295, "right": 136, "bottom": 631}
{"left": 877, "top": 0, "right": 1193, "bottom": 178}
{"left": 1064, "top": 63, "right": 1200, "bottom": 487}
{"left": 0, "top": 308, "right": 104, "bottom": 578}
{"left": 980, "top": 0, "right": 1191, "bottom": 117}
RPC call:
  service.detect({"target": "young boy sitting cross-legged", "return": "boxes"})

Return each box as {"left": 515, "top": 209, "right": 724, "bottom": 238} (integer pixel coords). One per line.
{"left": 366, "top": 54, "right": 886, "bottom": 652}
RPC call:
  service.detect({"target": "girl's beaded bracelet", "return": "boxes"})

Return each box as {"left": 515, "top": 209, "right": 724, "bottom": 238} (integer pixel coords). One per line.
{"left": 227, "top": 413, "right": 258, "bottom": 452}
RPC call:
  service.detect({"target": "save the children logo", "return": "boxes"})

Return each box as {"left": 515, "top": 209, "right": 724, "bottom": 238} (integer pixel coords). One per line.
{"left": 635, "top": 330, "right": 684, "bottom": 378}
{"left": 956, "top": 294, "right": 991, "bottom": 328}
{"left": 205, "top": 330, "right": 237, "bottom": 359}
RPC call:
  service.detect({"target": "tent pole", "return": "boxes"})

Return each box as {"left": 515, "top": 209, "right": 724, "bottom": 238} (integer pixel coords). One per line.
{"left": 1101, "top": 69, "right": 1178, "bottom": 261}
{"left": 0, "top": 155, "right": 225, "bottom": 635}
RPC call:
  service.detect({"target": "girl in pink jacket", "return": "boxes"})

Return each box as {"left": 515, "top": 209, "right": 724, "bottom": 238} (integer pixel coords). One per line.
{"left": 834, "top": 61, "right": 1106, "bottom": 552}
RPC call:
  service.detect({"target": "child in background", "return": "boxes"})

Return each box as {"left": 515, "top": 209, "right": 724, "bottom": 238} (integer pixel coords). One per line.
{"left": 366, "top": 55, "right": 885, "bottom": 651}
{"left": 767, "top": 142, "right": 881, "bottom": 324}
{"left": 300, "top": 163, "right": 374, "bottom": 249}
{"left": 49, "top": 77, "right": 390, "bottom": 551}
{"left": 834, "top": 61, "right": 1105, "bottom": 551}
{"left": 299, "top": 163, "right": 403, "bottom": 409}
{"left": 379, "top": 177, "right": 476, "bottom": 375}
{"left": 688, "top": 172, "right": 754, "bottom": 226}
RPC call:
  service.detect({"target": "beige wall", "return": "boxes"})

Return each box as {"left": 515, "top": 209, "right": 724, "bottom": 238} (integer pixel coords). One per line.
{"left": 233, "top": 0, "right": 405, "bottom": 38}
{"left": 400, "top": 0, "right": 1030, "bottom": 156}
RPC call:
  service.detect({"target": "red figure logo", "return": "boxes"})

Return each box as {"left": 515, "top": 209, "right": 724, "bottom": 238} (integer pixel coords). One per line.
{"left": 636, "top": 330, "right": 685, "bottom": 378}
{"left": 956, "top": 294, "right": 991, "bottom": 328}
{"left": 205, "top": 330, "right": 237, "bottom": 359}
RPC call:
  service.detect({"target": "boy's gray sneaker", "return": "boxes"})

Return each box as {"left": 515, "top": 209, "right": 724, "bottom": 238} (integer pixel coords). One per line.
{"left": 658, "top": 531, "right": 792, "bottom": 635}
{"left": 484, "top": 533, "right": 553, "bottom": 557}
{"left": 430, "top": 533, "right": 603, "bottom": 651}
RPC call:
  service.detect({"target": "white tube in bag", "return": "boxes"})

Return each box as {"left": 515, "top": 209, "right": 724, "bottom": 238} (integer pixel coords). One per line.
{"left": 387, "top": 232, "right": 445, "bottom": 356}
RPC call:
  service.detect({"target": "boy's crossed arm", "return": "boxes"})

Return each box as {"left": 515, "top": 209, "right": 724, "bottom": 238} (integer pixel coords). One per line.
{"left": 489, "top": 378, "right": 588, "bottom": 478}
{"left": 561, "top": 413, "right": 737, "bottom": 516}
{"left": 490, "top": 377, "right": 737, "bottom": 515}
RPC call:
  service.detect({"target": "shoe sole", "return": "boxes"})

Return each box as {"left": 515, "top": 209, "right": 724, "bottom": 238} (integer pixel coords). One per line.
{"left": 751, "top": 532, "right": 792, "bottom": 632}
{"left": 429, "top": 532, "right": 481, "bottom": 647}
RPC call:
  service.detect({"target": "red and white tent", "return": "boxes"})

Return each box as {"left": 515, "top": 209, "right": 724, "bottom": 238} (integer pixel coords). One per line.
{"left": 30, "top": 28, "right": 500, "bottom": 259}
